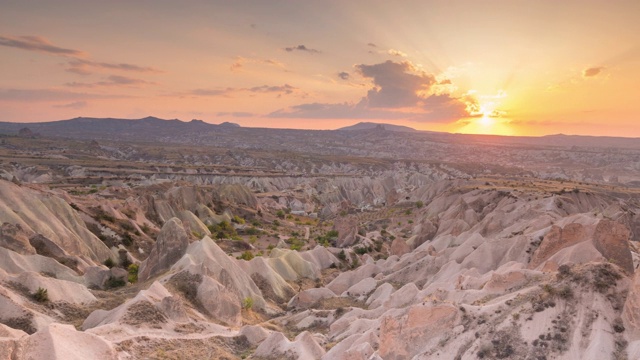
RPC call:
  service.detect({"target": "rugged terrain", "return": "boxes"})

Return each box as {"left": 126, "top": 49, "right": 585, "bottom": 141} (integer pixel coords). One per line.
{"left": 1, "top": 119, "right": 640, "bottom": 359}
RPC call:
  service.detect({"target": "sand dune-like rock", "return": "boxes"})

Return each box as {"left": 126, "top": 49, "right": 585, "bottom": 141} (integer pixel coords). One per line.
{"left": 288, "top": 288, "right": 336, "bottom": 309}
{"left": 0, "top": 181, "right": 111, "bottom": 263}
{"left": 254, "top": 331, "right": 325, "bottom": 359}
{"left": 6, "top": 272, "right": 95, "bottom": 304}
{"left": 19, "top": 323, "right": 118, "bottom": 360}
{"left": 238, "top": 257, "right": 296, "bottom": 303}
{"left": 82, "top": 281, "right": 185, "bottom": 330}
{"left": 624, "top": 269, "right": 640, "bottom": 338}
{"left": 177, "top": 210, "right": 211, "bottom": 237}
{"left": 0, "top": 247, "right": 82, "bottom": 283}
{"left": 299, "top": 246, "right": 339, "bottom": 270}
{"left": 266, "top": 248, "right": 319, "bottom": 281}
{"left": 138, "top": 217, "right": 189, "bottom": 281}
{"left": 171, "top": 236, "right": 266, "bottom": 311}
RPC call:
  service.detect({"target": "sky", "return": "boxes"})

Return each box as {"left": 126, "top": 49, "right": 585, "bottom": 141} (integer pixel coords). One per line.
{"left": 1, "top": 0, "right": 639, "bottom": 137}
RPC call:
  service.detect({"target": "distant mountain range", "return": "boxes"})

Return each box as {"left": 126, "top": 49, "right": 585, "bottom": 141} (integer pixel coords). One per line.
{"left": 1, "top": 116, "right": 639, "bottom": 149}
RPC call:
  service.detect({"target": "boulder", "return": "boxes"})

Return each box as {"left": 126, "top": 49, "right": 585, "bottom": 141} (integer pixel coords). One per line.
{"left": 138, "top": 218, "right": 189, "bottom": 281}
{"left": 592, "top": 220, "right": 634, "bottom": 274}
{"left": 390, "top": 238, "right": 411, "bottom": 257}
{"left": 529, "top": 223, "right": 587, "bottom": 269}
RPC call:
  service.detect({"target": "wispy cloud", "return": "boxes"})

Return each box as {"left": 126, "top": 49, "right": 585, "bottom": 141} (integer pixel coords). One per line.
{"left": 0, "top": 34, "right": 162, "bottom": 76}
{"left": 284, "top": 44, "right": 320, "bottom": 54}
{"left": 65, "top": 75, "right": 156, "bottom": 88}
{"left": 183, "top": 84, "right": 302, "bottom": 98}
{"left": 338, "top": 72, "right": 350, "bottom": 80}
{"left": 0, "top": 35, "right": 85, "bottom": 57}
{"left": 66, "top": 60, "right": 162, "bottom": 75}
{"left": 230, "top": 56, "right": 286, "bottom": 72}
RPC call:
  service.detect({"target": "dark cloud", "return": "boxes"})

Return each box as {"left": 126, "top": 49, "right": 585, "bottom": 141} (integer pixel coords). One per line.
{"left": 216, "top": 111, "right": 255, "bottom": 117}
{"left": 338, "top": 72, "right": 350, "bottom": 80}
{"left": 65, "top": 75, "right": 156, "bottom": 88}
{"left": 367, "top": 43, "right": 377, "bottom": 48}
{"left": 0, "top": 35, "right": 85, "bottom": 57}
{"left": 185, "top": 84, "right": 300, "bottom": 98}
{"left": 52, "top": 101, "right": 88, "bottom": 109}
{"left": 284, "top": 45, "right": 320, "bottom": 54}
{"left": 356, "top": 60, "right": 435, "bottom": 108}
{"left": 583, "top": 66, "right": 604, "bottom": 78}
{"left": 0, "top": 88, "right": 129, "bottom": 102}
{"left": 269, "top": 60, "right": 474, "bottom": 123}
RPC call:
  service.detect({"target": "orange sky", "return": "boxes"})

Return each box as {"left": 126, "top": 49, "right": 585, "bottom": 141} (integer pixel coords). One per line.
{"left": 1, "top": 0, "right": 639, "bottom": 137}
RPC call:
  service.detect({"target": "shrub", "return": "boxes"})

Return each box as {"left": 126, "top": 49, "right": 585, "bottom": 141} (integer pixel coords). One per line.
{"left": 337, "top": 250, "right": 347, "bottom": 261}
{"left": 416, "top": 200, "right": 424, "bottom": 208}
{"left": 128, "top": 263, "right": 139, "bottom": 283}
{"left": 33, "top": 287, "right": 49, "bottom": 302}
{"left": 103, "top": 258, "right": 115, "bottom": 268}
{"left": 276, "top": 210, "right": 285, "bottom": 219}
{"left": 105, "top": 276, "right": 126, "bottom": 289}
{"left": 238, "top": 251, "right": 254, "bottom": 261}
{"left": 242, "top": 297, "right": 254, "bottom": 310}
{"left": 232, "top": 215, "right": 245, "bottom": 224}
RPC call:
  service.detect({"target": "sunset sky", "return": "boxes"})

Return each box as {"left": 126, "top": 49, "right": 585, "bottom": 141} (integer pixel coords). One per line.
{"left": 1, "top": 0, "right": 639, "bottom": 137}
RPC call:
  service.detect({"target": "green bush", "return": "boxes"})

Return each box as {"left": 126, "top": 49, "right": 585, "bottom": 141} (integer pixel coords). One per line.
{"left": 416, "top": 200, "right": 424, "bottom": 208}
{"left": 128, "top": 263, "right": 139, "bottom": 283}
{"left": 238, "top": 251, "right": 254, "bottom": 261}
{"left": 242, "top": 297, "right": 254, "bottom": 310}
{"left": 103, "top": 258, "right": 115, "bottom": 268}
{"left": 33, "top": 287, "right": 49, "bottom": 302}
{"left": 105, "top": 276, "right": 126, "bottom": 289}
{"left": 276, "top": 210, "right": 285, "bottom": 219}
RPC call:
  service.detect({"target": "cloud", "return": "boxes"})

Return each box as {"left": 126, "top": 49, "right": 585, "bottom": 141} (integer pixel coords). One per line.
{"left": 388, "top": 49, "right": 407, "bottom": 57}
{"left": 367, "top": 43, "right": 377, "bottom": 48}
{"left": 65, "top": 75, "right": 156, "bottom": 88}
{"left": 52, "top": 101, "right": 88, "bottom": 109}
{"left": 1, "top": 34, "right": 161, "bottom": 76}
{"left": 269, "top": 60, "right": 475, "bottom": 123}
{"left": 216, "top": 111, "right": 255, "bottom": 117}
{"left": 0, "top": 88, "right": 129, "bottom": 102}
{"left": 284, "top": 45, "right": 320, "bottom": 54}
{"left": 338, "top": 72, "right": 350, "bottom": 80}
{"left": 583, "top": 66, "right": 604, "bottom": 78}
{"left": 230, "top": 56, "right": 285, "bottom": 72}
{"left": 355, "top": 60, "right": 435, "bottom": 108}
{"left": 184, "top": 84, "right": 301, "bottom": 98}
{"left": 66, "top": 60, "right": 162, "bottom": 75}
{"left": 0, "top": 35, "right": 85, "bottom": 57}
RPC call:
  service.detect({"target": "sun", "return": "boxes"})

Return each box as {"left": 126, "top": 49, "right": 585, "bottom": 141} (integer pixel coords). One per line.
{"left": 479, "top": 114, "right": 495, "bottom": 127}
